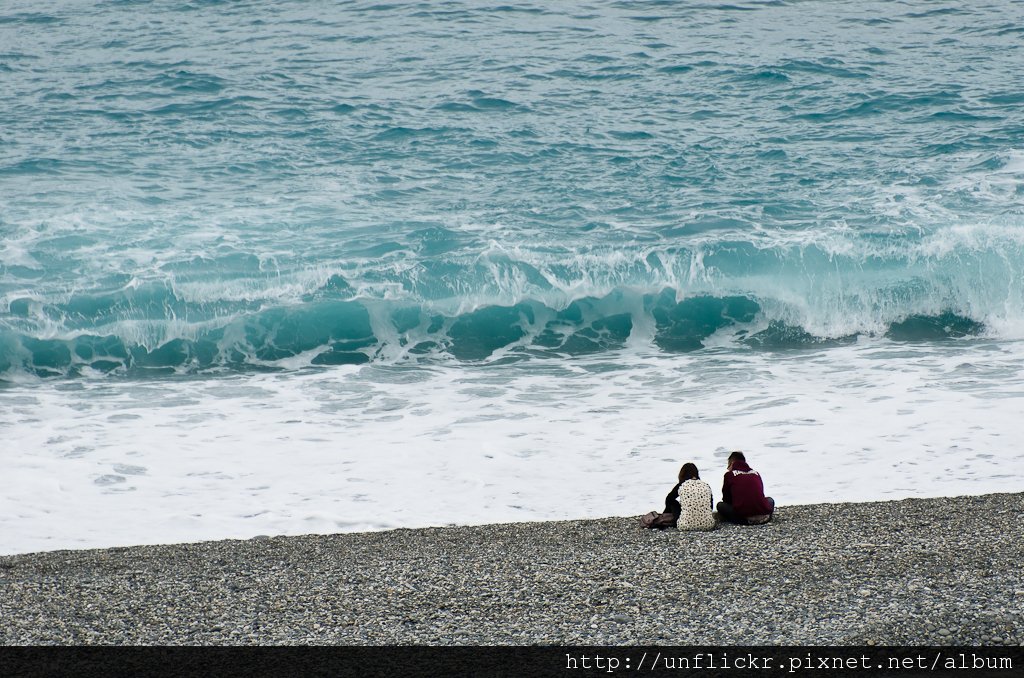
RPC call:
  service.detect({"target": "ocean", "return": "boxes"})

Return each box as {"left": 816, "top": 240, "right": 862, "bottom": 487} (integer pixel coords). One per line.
{"left": 2, "top": 0, "right": 1022, "bottom": 555}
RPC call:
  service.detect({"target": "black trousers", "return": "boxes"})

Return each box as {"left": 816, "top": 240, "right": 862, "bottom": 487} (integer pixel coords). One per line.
{"left": 717, "top": 497, "right": 775, "bottom": 524}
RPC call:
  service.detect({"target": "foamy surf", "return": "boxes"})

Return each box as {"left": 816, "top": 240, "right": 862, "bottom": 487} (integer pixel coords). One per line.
{"left": 2, "top": 338, "right": 1022, "bottom": 555}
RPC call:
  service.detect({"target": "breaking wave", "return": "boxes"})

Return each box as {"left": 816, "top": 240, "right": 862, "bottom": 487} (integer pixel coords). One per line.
{"left": 3, "top": 226, "right": 1022, "bottom": 378}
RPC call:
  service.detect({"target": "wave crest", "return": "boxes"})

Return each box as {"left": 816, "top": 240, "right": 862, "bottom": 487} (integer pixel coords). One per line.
{"left": 4, "top": 224, "right": 1024, "bottom": 378}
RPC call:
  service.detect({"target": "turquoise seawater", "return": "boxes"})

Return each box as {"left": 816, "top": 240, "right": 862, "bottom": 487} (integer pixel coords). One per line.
{"left": 5, "top": 1, "right": 1024, "bottom": 554}
{"left": 2, "top": 0, "right": 1024, "bottom": 377}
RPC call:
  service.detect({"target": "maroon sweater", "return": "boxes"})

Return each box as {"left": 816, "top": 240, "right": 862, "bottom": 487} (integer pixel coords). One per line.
{"left": 721, "top": 461, "right": 773, "bottom": 517}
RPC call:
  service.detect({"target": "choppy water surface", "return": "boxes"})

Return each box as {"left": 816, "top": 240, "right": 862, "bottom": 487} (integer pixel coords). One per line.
{"left": 2, "top": 0, "right": 1023, "bottom": 553}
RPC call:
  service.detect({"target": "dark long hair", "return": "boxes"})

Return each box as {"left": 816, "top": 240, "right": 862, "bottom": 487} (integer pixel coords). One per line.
{"left": 678, "top": 462, "right": 700, "bottom": 483}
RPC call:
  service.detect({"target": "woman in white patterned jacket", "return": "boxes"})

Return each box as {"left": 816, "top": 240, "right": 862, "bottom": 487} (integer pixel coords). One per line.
{"left": 676, "top": 463, "right": 716, "bottom": 531}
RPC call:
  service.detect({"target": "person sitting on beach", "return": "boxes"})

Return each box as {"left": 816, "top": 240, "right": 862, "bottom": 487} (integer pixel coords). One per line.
{"left": 716, "top": 451, "right": 775, "bottom": 525}
{"left": 676, "top": 462, "right": 716, "bottom": 531}
{"left": 641, "top": 462, "right": 716, "bottom": 530}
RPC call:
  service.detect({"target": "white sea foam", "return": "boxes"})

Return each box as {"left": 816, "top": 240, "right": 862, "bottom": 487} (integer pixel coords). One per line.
{"left": 2, "top": 338, "right": 1022, "bottom": 555}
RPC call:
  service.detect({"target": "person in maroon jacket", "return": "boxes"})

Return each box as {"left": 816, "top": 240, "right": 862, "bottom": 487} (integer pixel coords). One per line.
{"left": 716, "top": 451, "right": 775, "bottom": 525}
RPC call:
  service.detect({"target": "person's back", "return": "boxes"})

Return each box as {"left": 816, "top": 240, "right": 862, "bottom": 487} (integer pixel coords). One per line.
{"left": 677, "top": 477, "right": 715, "bottom": 531}
{"left": 718, "top": 451, "right": 774, "bottom": 524}
{"left": 641, "top": 461, "right": 714, "bottom": 530}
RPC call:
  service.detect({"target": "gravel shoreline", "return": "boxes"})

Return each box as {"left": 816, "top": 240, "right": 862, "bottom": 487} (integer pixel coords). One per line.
{"left": 1, "top": 492, "right": 1021, "bottom": 645}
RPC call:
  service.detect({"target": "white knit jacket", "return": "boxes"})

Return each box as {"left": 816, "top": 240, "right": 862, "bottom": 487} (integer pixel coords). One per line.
{"left": 677, "top": 479, "right": 716, "bottom": 531}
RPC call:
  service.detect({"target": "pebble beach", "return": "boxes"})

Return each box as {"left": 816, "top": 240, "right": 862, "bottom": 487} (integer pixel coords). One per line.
{"left": 1, "top": 492, "right": 1021, "bottom": 646}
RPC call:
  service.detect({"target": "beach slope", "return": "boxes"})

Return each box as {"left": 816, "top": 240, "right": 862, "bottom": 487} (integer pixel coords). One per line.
{"left": 1, "top": 493, "right": 1021, "bottom": 645}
